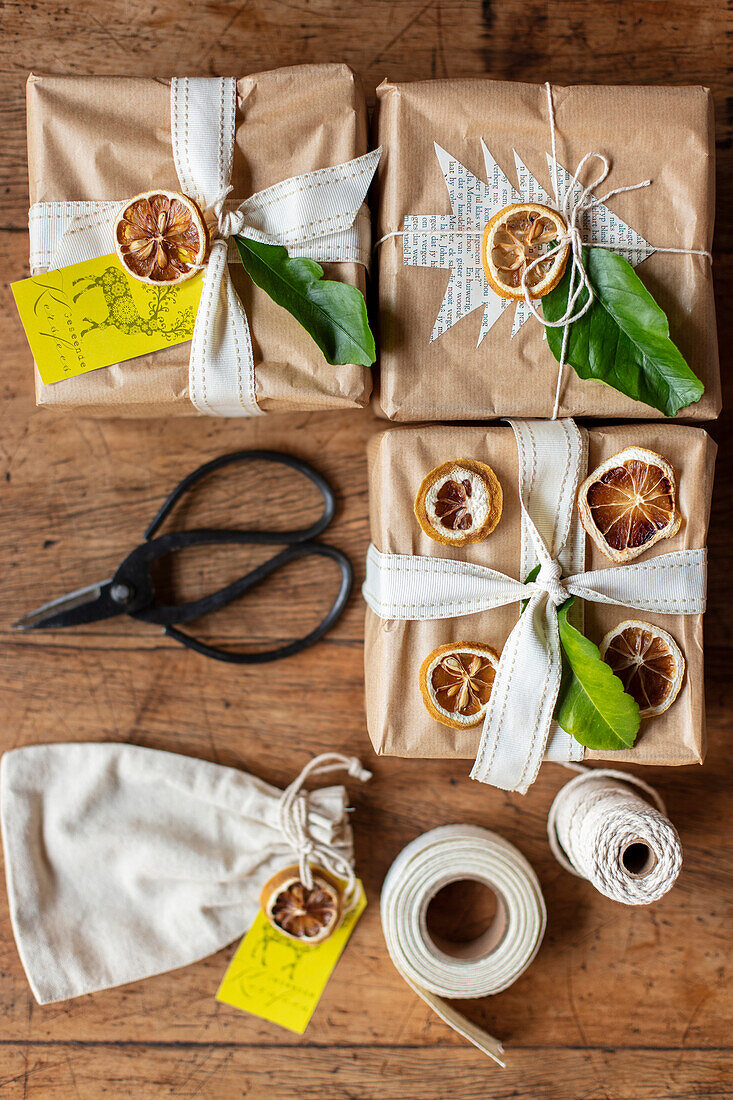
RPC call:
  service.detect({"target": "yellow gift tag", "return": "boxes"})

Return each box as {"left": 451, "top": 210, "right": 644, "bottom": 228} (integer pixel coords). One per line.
{"left": 11, "top": 254, "right": 203, "bottom": 385}
{"left": 216, "top": 880, "right": 367, "bottom": 1034}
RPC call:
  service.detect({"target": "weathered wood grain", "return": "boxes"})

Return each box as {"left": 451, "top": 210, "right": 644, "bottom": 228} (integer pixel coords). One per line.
{"left": 0, "top": 1043, "right": 731, "bottom": 1100}
{"left": 0, "top": 2, "right": 731, "bottom": 1098}
{"left": 1, "top": 0, "right": 731, "bottom": 243}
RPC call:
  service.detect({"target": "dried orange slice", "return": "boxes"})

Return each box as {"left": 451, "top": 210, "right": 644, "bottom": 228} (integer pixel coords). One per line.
{"left": 578, "top": 447, "right": 682, "bottom": 564}
{"left": 600, "top": 620, "right": 685, "bottom": 718}
{"left": 113, "top": 190, "right": 208, "bottom": 285}
{"left": 419, "top": 642, "right": 500, "bottom": 729}
{"left": 260, "top": 865, "right": 342, "bottom": 945}
{"left": 414, "top": 459, "right": 503, "bottom": 546}
{"left": 482, "top": 202, "right": 568, "bottom": 300}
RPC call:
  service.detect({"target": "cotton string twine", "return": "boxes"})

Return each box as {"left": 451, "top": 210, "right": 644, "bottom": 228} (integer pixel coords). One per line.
{"left": 380, "top": 825, "right": 547, "bottom": 1066}
{"left": 547, "top": 767, "right": 683, "bottom": 905}
{"left": 278, "top": 752, "right": 371, "bottom": 914}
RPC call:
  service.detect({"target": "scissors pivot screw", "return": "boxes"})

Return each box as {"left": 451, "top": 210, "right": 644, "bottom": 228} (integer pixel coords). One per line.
{"left": 110, "top": 583, "right": 134, "bottom": 605}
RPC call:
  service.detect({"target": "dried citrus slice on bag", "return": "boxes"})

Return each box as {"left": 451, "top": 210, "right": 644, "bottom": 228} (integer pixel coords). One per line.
{"left": 600, "top": 620, "right": 685, "bottom": 718}
{"left": 578, "top": 447, "right": 682, "bottom": 563}
{"left": 419, "top": 642, "right": 500, "bottom": 729}
{"left": 260, "top": 865, "right": 342, "bottom": 944}
{"left": 482, "top": 202, "right": 569, "bottom": 300}
{"left": 414, "top": 459, "right": 503, "bottom": 546}
{"left": 113, "top": 190, "right": 208, "bottom": 285}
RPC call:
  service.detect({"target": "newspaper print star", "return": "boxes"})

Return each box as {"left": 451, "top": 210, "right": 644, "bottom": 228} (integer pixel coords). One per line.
{"left": 402, "top": 142, "right": 655, "bottom": 345}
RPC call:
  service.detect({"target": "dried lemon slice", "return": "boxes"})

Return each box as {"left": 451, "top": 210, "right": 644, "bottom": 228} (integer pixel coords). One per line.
{"left": 419, "top": 642, "right": 500, "bottom": 729}
{"left": 260, "top": 865, "right": 342, "bottom": 945}
{"left": 414, "top": 459, "right": 503, "bottom": 546}
{"left": 600, "top": 620, "right": 685, "bottom": 718}
{"left": 482, "top": 202, "right": 569, "bottom": 300}
{"left": 578, "top": 447, "right": 681, "bottom": 563}
{"left": 113, "top": 189, "right": 208, "bottom": 285}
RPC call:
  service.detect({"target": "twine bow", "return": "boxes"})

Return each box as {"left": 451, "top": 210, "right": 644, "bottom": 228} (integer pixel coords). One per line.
{"left": 278, "top": 752, "right": 372, "bottom": 911}
{"left": 526, "top": 84, "right": 710, "bottom": 418}
{"left": 521, "top": 151, "right": 650, "bottom": 331}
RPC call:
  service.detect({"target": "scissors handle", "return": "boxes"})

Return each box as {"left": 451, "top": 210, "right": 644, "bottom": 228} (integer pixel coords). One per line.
{"left": 111, "top": 528, "right": 352, "bottom": 664}
{"left": 163, "top": 543, "right": 352, "bottom": 664}
{"left": 144, "top": 449, "right": 336, "bottom": 543}
{"left": 114, "top": 529, "right": 348, "bottom": 624}
{"left": 119, "top": 449, "right": 351, "bottom": 663}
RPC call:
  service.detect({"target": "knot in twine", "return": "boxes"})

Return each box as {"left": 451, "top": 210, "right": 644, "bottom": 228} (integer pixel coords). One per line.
{"left": 520, "top": 147, "right": 651, "bottom": 334}
{"left": 528, "top": 84, "right": 657, "bottom": 418}
{"left": 278, "top": 752, "right": 371, "bottom": 911}
{"left": 536, "top": 558, "right": 567, "bottom": 607}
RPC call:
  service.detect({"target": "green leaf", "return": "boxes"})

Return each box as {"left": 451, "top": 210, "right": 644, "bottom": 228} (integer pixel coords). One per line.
{"left": 555, "top": 602, "right": 640, "bottom": 751}
{"left": 234, "top": 237, "right": 376, "bottom": 367}
{"left": 520, "top": 568, "right": 639, "bottom": 749}
{"left": 542, "top": 247, "right": 704, "bottom": 417}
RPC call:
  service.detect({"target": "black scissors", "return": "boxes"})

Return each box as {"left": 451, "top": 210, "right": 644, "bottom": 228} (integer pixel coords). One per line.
{"left": 13, "top": 451, "right": 353, "bottom": 664}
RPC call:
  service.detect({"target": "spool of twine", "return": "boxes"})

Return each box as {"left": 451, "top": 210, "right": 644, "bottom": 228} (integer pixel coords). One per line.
{"left": 547, "top": 768, "right": 682, "bottom": 905}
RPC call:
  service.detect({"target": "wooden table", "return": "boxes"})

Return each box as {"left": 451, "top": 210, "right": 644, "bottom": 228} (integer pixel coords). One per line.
{"left": 0, "top": 2, "right": 730, "bottom": 1097}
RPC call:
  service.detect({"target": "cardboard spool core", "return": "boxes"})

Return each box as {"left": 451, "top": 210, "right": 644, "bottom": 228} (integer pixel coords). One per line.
{"left": 621, "top": 840, "right": 658, "bottom": 878}
{"left": 425, "top": 878, "right": 508, "bottom": 961}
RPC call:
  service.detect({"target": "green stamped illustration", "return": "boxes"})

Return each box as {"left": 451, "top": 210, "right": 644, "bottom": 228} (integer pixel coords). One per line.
{"left": 12, "top": 252, "right": 202, "bottom": 385}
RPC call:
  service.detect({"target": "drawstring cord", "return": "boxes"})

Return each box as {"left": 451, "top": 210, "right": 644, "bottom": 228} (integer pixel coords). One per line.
{"left": 278, "top": 753, "right": 372, "bottom": 912}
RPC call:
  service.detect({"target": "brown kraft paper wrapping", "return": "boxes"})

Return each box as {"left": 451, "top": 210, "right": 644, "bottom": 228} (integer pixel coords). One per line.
{"left": 26, "top": 65, "right": 371, "bottom": 417}
{"left": 374, "top": 79, "right": 719, "bottom": 422}
{"left": 364, "top": 423, "right": 716, "bottom": 767}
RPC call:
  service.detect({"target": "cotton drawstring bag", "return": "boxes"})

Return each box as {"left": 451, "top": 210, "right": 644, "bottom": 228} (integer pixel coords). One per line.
{"left": 0, "top": 743, "right": 370, "bottom": 1004}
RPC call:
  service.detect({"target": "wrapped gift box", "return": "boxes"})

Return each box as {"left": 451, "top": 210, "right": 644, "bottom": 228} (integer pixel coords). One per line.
{"left": 374, "top": 78, "right": 720, "bottom": 422}
{"left": 364, "top": 422, "right": 716, "bottom": 768}
{"left": 26, "top": 65, "right": 371, "bottom": 416}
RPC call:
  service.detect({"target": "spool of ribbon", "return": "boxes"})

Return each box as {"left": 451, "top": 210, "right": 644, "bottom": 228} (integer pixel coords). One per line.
{"left": 380, "top": 825, "right": 547, "bottom": 1066}
{"left": 363, "top": 418, "right": 707, "bottom": 795}
{"left": 28, "top": 76, "right": 381, "bottom": 418}
{"left": 547, "top": 767, "right": 682, "bottom": 905}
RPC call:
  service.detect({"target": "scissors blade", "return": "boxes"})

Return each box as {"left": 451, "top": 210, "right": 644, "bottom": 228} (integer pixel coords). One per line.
{"left": 12, "top": 579, "right": 123, "bottom": 631}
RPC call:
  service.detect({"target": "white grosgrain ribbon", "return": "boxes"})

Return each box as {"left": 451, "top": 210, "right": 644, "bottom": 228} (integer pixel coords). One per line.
{"left": 380, "top": 824, "right": 547, "bottom": 1065}
{"left": 27, "top": 76, "right": 381, "bottom": 418}
{"left": 362, "top": 418, "right": 707, "bottom": 794}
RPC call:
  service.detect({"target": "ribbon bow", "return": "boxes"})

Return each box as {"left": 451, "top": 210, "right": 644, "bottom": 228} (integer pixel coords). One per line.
{"left": 28, "top": 76, "right": 381, "bottom": 418}
{"left": 363, "top": 419, "right": 707, "bottom": 794}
